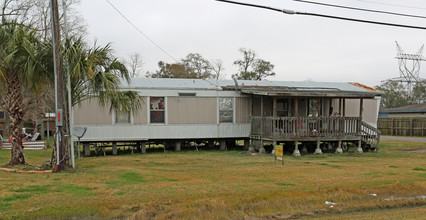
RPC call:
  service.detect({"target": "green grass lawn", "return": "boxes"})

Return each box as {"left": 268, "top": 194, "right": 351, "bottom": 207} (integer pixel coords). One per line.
{"left": 0, "top": 141, "right": 425, "bottom": 219}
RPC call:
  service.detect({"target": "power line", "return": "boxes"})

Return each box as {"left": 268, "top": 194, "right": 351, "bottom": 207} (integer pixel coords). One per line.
{"left": 105, "top": 0, "right": 178, "bottom": 62}
{"left": 356, "top": 0, "right": 426, "bottom": 11}
{"left": 215, "top": 0, "right": 426, "bottom": 30}
{"left": 293, "top": 0, "right": 426, "bottom": 19}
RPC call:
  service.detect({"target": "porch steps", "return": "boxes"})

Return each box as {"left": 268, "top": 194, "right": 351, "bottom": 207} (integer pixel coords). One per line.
{"left": 361, "top": 122, "right": 380, "bottom": 151}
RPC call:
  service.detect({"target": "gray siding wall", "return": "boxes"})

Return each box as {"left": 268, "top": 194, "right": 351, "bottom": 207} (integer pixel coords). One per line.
{"left": 236, "top": 97, "right": 251, "bottom": 123}
{"left": 74, "top": 99, "right": 112, "bottom": 125}
{"left": 167, "top": 97, "right": 217, "bottom": 124}
{"left": 133, "top": 97, "right": 147, "bottom": 124}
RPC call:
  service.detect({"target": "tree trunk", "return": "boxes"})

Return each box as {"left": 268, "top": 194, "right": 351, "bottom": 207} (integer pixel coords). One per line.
{"left": 5, "top": 73, "right": 26, "bottom": 165}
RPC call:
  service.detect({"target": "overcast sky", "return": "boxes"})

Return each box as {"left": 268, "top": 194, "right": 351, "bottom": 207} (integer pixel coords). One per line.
{"left": 77, "top": 0, "right": 426, "bottom": 86}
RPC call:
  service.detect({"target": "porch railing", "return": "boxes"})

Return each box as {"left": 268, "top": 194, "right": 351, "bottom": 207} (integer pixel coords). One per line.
{"left": 251, "top": 116, "right": 361, "bottom": 139}
{"left": 361, "top": 121, "right": 380, "bottom": 149}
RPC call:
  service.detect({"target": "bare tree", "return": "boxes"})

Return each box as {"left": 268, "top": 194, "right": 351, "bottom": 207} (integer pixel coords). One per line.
{"left": 1, "top": 0, "right": 87, "bottom": 39}
{"left": 211, "top": 59, "right": 225, "bottom": 80}
{"left": 127, "top": 52, "right": 144, "bottom": 77}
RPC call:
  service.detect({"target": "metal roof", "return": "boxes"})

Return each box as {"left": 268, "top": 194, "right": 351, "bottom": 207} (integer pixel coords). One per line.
{"left": 122, "top": 78, "right": 381, "bottom": 97}
{"left": 381, "top": 103, "right": 426, "bottom": 114}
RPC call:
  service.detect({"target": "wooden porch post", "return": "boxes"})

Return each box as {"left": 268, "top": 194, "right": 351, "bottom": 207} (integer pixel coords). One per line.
{"left": 318, "top": 98, "right": 321, "bottom": 116}
{"left": 175, "top": 141, "right": 181, "bottom": 152}
{"left": 273, "top": 97, "right": 277, "bottom": 117}
{"left": 259, "top": 96, "right": 265, "bottom": 153}
{"left": 339, "top": 99, "right": 342, "bottom": 116}
{"left": 357, "top": 98, "right": 364, "bottom": 153}
{"left": 141, "top": 142, "right": 146, "bottom": 154}
{"left": 294, "top": 98, "right": 299, "bottom": 116}
{"left": 343, "top": 99, "right": 346, "bottom": 117}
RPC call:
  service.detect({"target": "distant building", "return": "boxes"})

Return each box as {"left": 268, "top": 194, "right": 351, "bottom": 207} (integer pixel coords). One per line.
{"left": 379, "top": 103, "right": 426, "bottom": 118}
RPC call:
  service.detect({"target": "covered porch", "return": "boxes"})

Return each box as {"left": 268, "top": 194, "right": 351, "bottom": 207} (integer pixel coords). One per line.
{"left": 240, "top": 84, "right": 381, "bottom": 155}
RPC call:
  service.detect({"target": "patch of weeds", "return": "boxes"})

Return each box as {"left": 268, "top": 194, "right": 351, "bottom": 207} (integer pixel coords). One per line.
{"left": 161, "top": 177, "right": 178, "bottom": 182}
{"left": 318, "top": 162, "right": 342, "bottom": 168}
{"left": 0, "top": 193, "right": 32, "bottom": 212}
{"left": 418, "top": 173, "right": 426, "bottom": 178}
{"left": 115, "top": 190, "right": 127, "bottom": 196}
{"left": 83, "top": 165, "right": 96, "bottom": 169}
{"left": 303, "top": 187, "right": 313, "bottom": 190}
{"left": 235, "top": 162, "right": 265, "bottom": 166}
{"left": 13, "top": 185, "right": 50, "bottom": 194}
{"left": 412, "top": 168, "right": 426, "bottom": 171}
{"left": 206, "top": 176, "right": 220, "bottom": 182}
{"left": 106, "top": 172, "right": 146, "bottom": 187}
{"left": 275, "top": 182, "right": 296, "bottom": 187}
{"left": 53, "top": 177, "right": 61, "bottom": 181}
{"left": 59, "top": 184, "right": 94, "bottom": 196}
{"left": 149, "top": 161, "right": 167, "bottom": 166}
{"left": 389, "top": 166, "right": 399, "bottom": 168}
{"left": 134, "top": 160, "right": 141, "bottom": 162}
{"left": 362, "top": 171, "right": 381, "bottom": 178}
{"left": 2, "top": 193, "right": 32, "bottom": 202}
{"left": 256, "top": 179, "right": 274, "bottom": 183}
{"left": 0, "top": 201, "right": 11, "bottom": 212}
{"left": 121, "top": 172, "right": 146, "bottom": 183}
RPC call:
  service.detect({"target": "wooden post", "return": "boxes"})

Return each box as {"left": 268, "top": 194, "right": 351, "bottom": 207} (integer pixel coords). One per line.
{"left": 318, "top": 98, "right": 321, "bottom": 116}
{"left": 84, "top": 144, "right": 90, "bottom": 156}
{"left": 220, "top": 140, "right": 226, "bottom": 151}
{"left": 273, "top": 97, "right": 277, "bottom": 117}
{"left": 410, "top": 118, "right": 413, "bottom": 136}
{"left": 244, "top": 139, "right": 250, "bottom": 151}
{"left": 141, "top": 142, "right": 146, "bottom": 154}
{"left": 294, "top": 98, "right": 299, "bottom": 116}
{"left": 112, "top": 142, "right": 117, "bottom": 155}
{"left": 343, "top": 99, "right": 346, "bottom": 117}
{"left": 175, "top": 141, "right": 181, "bottom": 152}
{"left": 391, "top": 118, "right": 394, "bottom": 136}
{"left": 359, "top": 98, "right": 363, "bottom": 136}
{"left": 339, "top": 98, "right": 342, "bottom": 115}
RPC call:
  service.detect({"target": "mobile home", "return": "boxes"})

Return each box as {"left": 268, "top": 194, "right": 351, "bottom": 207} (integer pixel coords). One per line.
{"left": 73, "top": 78, "right": 381, "bottom": 155}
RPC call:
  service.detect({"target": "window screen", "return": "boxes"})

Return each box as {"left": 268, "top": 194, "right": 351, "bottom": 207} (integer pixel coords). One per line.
{"left": 219, "top": 97, "right": 233, "bottom": 123}
{"left": 115, "top": 110, "right": 130, "bottom": 124}
{"left": 150, "top": 97, "right": 165, "bottom": 123}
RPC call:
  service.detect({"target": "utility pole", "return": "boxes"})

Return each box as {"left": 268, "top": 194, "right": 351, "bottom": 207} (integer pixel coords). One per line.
{"left": 50, "top": 0, "right": 66, "bottom": 172}
{"left": 63, "top": 0, "right": 75, "bottom": 168}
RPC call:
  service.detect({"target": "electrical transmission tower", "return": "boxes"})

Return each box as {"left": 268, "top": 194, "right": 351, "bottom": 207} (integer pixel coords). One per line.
{"left": 388, "top": 41, "right": 426, "bottom": 94}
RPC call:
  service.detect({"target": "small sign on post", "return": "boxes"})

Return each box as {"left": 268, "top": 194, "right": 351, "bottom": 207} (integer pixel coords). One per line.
{"left": 56, "top": 109, "right": 63, "bottom": 127}
{"left": 275, "top": 145, "right": 284, "bottom": 165}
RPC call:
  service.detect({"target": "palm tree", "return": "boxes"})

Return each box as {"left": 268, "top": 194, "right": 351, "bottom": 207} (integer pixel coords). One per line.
{"left": 49, "top": 38, "right": 141, "bottom": 167}
{"left": 0, "top": 21, "right": 49, "bottom": 165}
{"left": 64, "top": 38, "right": 140, "bottom": 113}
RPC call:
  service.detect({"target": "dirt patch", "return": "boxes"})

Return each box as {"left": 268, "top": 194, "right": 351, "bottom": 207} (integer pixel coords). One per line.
{"left": 0, "top": 167, "right": 52, "bottom": 174}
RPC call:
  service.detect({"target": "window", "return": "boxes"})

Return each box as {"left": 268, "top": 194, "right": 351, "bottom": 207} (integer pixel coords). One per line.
{"left": 0, "top": 111, "right": 5, "bottom": 119}
{"left": 219, "top": 97, "right": 233, "bottom": 123}
{"left": 308, "top": 99, "right": 320, "bottom": 117}
{"left": 115, "top": 110, "right": 130, "bottom": 124}
{"left": 277, "top": 99, "right": 290, "bottom": 117}
{"left": 150, "top": 97, "right": 165, "bottom": 123}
